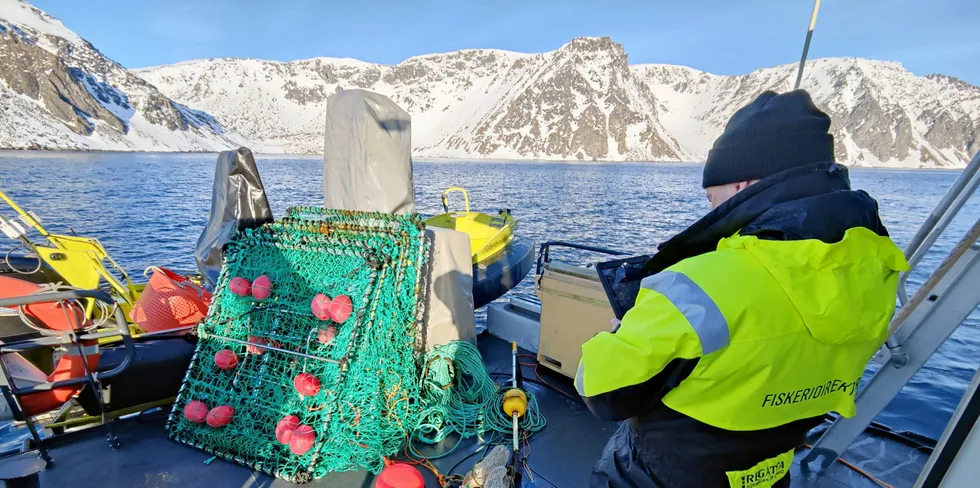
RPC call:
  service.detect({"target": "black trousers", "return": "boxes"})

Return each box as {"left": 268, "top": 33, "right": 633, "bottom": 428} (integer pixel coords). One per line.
{"left": 590, "top": 422, "right": 792, "bottom": 488}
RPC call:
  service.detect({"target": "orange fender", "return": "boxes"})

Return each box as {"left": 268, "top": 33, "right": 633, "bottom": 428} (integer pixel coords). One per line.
{"left": 0, "top": 276, "right": 98, "bottom": 416}
{"left": 0, "top": 276, "right": 86, "bottom": 331}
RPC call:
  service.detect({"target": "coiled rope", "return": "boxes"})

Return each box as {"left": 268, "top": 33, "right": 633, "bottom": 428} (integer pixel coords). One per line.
{"left": 413, "top": 341, "right": 545, "bottom": 459}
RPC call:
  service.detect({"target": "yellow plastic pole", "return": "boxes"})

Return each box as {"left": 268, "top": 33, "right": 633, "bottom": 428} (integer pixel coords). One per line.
{"left": 0, "top": 188, "right": 52, "bottom": 239}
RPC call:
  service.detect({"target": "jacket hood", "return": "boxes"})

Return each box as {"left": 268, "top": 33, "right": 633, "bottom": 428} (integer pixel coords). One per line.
{"left": 643, "top": 162, "right": 888, "bottom": 275}
{"left": 720, "top": 227, "right": 908, "bottom": 344}
{"left": 646, "top": 160, "right": 909, "bottom": 345}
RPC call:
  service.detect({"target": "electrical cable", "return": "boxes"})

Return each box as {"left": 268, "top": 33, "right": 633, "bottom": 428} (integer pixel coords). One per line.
{"left": 802, "top": 444, "right": 893, "bottom": 488}
{"left": 17, "top": 283, "right": 114, "bottom": 333}
{"left": 4, "top": 243, "right": 41, "bottom": 275}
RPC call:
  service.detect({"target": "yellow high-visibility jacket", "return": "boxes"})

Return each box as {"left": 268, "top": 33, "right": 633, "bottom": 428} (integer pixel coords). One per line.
{"left": 576, "top": 226, "right": 908, "bottom": 430}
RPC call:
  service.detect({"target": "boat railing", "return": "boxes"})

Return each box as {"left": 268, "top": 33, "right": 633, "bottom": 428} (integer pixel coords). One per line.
{"left": 806, "top": 151, "right": 980, "bottom": 472}
{"left": 896, "top": 152, "right": 980, "bottom": 305}
{"left": 0, "top": 289, "right": 135, "bottom": 464}
{"left": 535, "top": 241, "right": 627, "bottom": 277}
{"left": 884, "top": 152, "right": 980, "bottom": 364}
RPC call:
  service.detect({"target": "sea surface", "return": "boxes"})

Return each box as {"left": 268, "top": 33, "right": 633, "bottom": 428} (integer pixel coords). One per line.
{"left": 0, "top": 151, "right": 977, "bottom": 442}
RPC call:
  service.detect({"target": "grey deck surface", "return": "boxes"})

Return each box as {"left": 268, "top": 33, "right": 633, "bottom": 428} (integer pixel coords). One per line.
{"left": 28, "top": 334, "right": 928, "bottom": 487}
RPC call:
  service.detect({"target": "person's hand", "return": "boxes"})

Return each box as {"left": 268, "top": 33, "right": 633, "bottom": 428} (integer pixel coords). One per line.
{"left": 610, "top": 318, "right": 621, "bottom": 332}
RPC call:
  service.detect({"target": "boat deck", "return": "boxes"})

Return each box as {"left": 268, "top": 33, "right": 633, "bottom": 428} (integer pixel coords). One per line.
{"left": 27, "top": 334, "right": 929, "bottom": 487}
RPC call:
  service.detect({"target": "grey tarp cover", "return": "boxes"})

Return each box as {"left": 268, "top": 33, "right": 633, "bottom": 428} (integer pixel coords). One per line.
{"left": 322, "top": 89, "right": 474, "bottom": 349}
{"left": 323, "top": 89, "right": 415, "bottom": 214}
{"left": 422, "top": 227, "right": 476, "bottom": 349}
{"left": 194, "top": 147, "right": 273, "bottom": 289}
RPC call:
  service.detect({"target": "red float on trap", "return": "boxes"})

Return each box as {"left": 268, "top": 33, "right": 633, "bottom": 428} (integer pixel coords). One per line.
{"left": 375, "top": 464, "right": 424, "bottom": 488}
{"left": 293, "top": 373, "right": 321, "bottom": 396}
{"left": 317, "top": 325, "right": 337, "bottom": 344}
{"left": 311, "top": 293, "right": 332, "bottom": 320}
{"left": 214, "top": 349, "right": 238, "bottom": 370}
{"left": 246, "top": 336, "right": 267, "bottom": 355}
{"left": 329, "top": 295, "right": 353, "bottom": 323}
{"left": 275, "top": 415, "right": 301, "bottom": 444}
{"left": 289, "top": 424, "right": 315, "bottom": 455}
{"left": 229, "top": 277, "right": 251, "bottom": 297}
{"left": 252, "top": 275, "right": 273, "bottom": 301}
{"left": 183, "top": 400, "right": 209, "bottom": 424}
{"left": 206, "top": 405, "right": 235, "bottom": 428}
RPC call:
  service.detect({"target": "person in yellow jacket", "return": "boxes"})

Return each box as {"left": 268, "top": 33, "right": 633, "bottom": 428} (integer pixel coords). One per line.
{"left": 576, "top": 89, "right": 909, "bottom": 488}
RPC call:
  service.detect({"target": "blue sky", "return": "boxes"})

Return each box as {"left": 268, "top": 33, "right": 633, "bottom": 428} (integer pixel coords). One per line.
{"left": 32, "top": 0, "right": 980, "bottom": 85}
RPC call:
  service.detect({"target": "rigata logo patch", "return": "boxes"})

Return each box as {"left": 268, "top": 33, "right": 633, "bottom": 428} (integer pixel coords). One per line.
{"left": 760, "top": 377, "right": 861, "bottom": 408}
{"left": 740, "top": 462, "right": 784, "bottom": 486}
{"left": 727, "top": 449, "right": 794, "bottom": 488}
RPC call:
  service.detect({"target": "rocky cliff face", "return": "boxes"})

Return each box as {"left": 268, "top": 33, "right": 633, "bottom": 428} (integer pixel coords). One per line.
{"left": 0, "top": 30, "right": 125, "bottom": 136}
{"left": 141, "top": 43, "right": 979, "bottom": 167}
{"left": 0, "top": 0, "right": 244, "bottom": 151}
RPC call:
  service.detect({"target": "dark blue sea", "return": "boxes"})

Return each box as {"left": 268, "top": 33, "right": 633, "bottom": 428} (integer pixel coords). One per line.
{"left": 0, "top": 151, "right": 976, "bottom": 443}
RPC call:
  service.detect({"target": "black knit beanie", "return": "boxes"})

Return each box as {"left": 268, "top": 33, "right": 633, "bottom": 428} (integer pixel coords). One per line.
{"left": 702, "top": 89, "right": 835, "bottom": 188}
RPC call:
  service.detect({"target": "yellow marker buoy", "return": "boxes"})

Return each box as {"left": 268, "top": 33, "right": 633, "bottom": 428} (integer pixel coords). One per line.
{"left": 503, "top": 389, "right": 527, "bottom": 418}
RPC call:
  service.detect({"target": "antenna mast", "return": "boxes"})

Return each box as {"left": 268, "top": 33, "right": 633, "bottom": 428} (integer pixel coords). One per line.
{"left": 793, "top": 0, "right": 822, "bottom": 90}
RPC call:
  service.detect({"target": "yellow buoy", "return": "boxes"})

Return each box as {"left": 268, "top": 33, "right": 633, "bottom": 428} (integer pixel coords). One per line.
{"left": 502, "top": 389, "right": 528, "bottom": 418}
{"left": 423, "top": 187, "right": 518, "bottom": 265}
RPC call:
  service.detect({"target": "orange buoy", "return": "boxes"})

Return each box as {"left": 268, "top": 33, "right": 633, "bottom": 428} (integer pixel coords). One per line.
{"left": 206, "top": 405, "right": 235, "bottom": 428}
{"left": 329, "top": 295, "right": 353, "bottom": 323}
{"left": 317, "top": 325, "right": 337, "bottom": 344}
{"left": 183, "top": 400, "right": 209, "bottom": 424}
{"left": 275, "top": 414, "right": 301, "bottom": 444}
{"left": 229, "top": 277, "right": 251, "bottom": 297}
{"left": 293, "top": 372, "right": 321, "bottom": 396}
{"left": 375, "top": 464, "right": 424, "bottom": 488}
{"left": 311, "top": 293, "right": 332, "bottom": 320}
{"left": 289, "top": 424, "right": 315, "bottom": 455}
{"left": 214, "top": 349, "right": 238, "bottom": 370}
{"left": 246, "top": 336, "right": 267, "bottom": 355}
{"left": 252, "top": 275, "right": 273, "bottom": 301}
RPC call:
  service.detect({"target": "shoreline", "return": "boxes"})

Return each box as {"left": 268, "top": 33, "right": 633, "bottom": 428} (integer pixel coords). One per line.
{"left": 0, "top": 149, "right": 967, "bottom": 171}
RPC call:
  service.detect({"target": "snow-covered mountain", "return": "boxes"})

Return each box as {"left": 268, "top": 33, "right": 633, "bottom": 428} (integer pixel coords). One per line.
{"left": 0, "top": 0, "right": 246, "bottom": 151}
{"left": 634, "top": 59, "right": 980, "bottom": 168}
{"left": 136, "top": 38, "right": 687, "bottom": 161}
{"left": 139, "top": 37, "right": 979, "bottom": 168}
{"left": 2, "top": 0, "right": 977, "bottom": 167}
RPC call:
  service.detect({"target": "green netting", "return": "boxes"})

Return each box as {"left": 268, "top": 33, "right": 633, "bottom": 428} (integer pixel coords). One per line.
{"left": 167, "top": 208, "right": 547, "bottom": 483}
{"left": 167, "top": 209, "right": 429, "bottom": 483}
